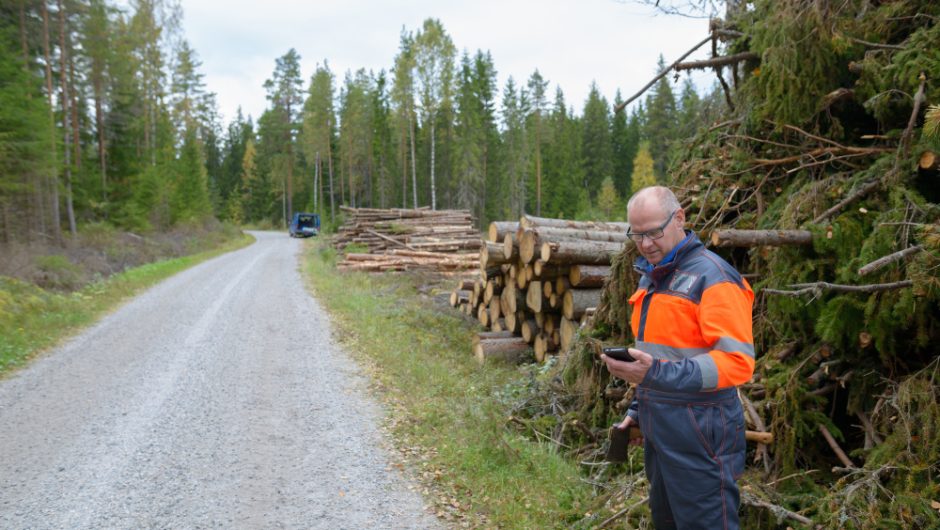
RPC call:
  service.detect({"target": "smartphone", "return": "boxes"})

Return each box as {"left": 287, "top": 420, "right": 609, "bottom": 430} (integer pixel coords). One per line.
{"left": 602, "top": 346, "right": 636, "bottom": 363}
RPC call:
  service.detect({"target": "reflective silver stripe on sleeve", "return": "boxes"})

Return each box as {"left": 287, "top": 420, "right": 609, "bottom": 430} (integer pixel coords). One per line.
{"left": 714, "top": 336, "right": 756, "bottom": 358}
{"left": 692, "top": 354, "right": 719, "bottom": 391}
{"left": 636, "top": 341, "right": 711, "bottom": 361}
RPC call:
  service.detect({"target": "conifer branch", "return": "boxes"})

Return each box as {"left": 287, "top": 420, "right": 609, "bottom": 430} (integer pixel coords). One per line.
{"left": 857, "top": 245, "right": 923, "bottom": 276}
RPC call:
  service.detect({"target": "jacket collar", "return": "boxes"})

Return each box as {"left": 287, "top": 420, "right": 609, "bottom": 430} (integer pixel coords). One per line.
{"left": 634, "top": 231, "right": 700, "bottom": 284}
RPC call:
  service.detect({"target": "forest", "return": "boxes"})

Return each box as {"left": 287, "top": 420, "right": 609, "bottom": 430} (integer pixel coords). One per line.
{"left": 0, "top": 0, "right": 719, "bottom": 243}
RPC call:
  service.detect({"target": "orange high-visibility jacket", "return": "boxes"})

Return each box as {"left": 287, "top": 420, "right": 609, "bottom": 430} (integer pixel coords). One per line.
{"left": 628, "top": 233, "right": 755, "bottom": 394}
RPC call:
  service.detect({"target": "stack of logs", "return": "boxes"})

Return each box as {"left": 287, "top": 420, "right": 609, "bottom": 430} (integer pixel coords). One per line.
{"left": 450, "top": 215, "right": 629, "bottom": 364}
{"left": 333, "top": 206, "right": 481, "bottom": 273}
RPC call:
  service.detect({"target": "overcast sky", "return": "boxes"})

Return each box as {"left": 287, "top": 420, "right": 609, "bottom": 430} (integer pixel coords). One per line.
{"left": 177, "top": 0, "right": 717, "bottom": 125}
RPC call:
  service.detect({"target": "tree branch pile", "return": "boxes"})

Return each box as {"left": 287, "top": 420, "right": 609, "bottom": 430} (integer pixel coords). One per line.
{"left": 504, "top": 3, "right": 940, "bottom": 528}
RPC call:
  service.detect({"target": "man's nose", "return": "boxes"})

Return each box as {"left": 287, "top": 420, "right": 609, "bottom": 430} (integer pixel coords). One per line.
{"left": 639, "top": 236, "right": 656, "bottom": 250}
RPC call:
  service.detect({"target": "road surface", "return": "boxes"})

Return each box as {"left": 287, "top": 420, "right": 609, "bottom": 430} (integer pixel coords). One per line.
{"left": 0, "top": 231, "right": 440, "bottom": 529}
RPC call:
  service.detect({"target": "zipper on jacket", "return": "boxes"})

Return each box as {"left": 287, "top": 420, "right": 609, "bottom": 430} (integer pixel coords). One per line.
{"left": 637, "top": 287, "right": 654, "bottom": 341}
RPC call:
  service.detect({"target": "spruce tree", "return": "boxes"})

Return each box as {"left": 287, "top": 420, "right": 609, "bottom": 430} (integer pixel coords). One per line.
{"left": 644, "top": 55, "right": 678, "bottom": 179}
{"left": 580, "top": 82, "right": 613, "bottom": 198}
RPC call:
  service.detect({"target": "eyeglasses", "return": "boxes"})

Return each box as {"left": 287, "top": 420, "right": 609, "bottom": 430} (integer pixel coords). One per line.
{"left": 626, "top": 210, "right": 677, "bottom": 243}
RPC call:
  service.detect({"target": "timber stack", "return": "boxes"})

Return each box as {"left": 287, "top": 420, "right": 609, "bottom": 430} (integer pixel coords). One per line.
{"left": 333, "top": 206, "right": 481, "bottom": 273}
{"left": 450, "top": 214, "right": 626, "bottom": 364}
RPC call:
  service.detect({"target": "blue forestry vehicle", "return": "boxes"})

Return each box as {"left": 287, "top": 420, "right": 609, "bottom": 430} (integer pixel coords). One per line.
{"left": 288, "top": 212, "right": 320, "bottom": 238}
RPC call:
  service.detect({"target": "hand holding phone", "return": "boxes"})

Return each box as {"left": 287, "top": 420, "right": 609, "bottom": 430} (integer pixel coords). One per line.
{"left": 602, "top": 346, "right": 636, "bottom": 363}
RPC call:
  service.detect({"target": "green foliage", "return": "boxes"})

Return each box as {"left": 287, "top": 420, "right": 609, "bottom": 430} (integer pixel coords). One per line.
{"left": 630, "top": 142, "right": 657, "bottom": 194}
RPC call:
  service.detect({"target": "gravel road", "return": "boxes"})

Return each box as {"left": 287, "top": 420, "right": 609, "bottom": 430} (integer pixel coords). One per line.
{"left": 0, "top": 231, "right": 441, "bottom": 529}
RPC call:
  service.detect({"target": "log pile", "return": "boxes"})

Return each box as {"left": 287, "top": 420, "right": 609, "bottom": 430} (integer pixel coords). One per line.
{"left": 333, "top": 206, "right": 481, "bottom": 273}
{"left": 450, "top": 215, "right": 625, "bottom": 364}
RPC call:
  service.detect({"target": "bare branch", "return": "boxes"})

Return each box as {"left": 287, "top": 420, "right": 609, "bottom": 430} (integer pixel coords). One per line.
{"left": 858, "top": 245, "right": 924, "bottom": 276}
{"left": 763, "top": 280, "right": 914, "bottom": 297}
{"left": 812, "top": 179, "right": 881, "bottom": 223}
{"left": 675, "top": 51, "right": 759, "bottom": 71}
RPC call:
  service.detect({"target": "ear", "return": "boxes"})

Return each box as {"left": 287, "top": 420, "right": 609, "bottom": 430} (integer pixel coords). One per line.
{"left": 675, "top": 208, "right": 686, "bottom": 226}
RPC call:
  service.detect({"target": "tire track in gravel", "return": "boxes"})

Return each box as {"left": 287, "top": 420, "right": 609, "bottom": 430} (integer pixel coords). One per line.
{"left": 0, "top": 231, "right": 441, "bottom": 529}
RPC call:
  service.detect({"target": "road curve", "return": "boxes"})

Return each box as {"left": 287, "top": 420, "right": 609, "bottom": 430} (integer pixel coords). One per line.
{"left": 0, "top": 231, "right": 440, "bottom": 529}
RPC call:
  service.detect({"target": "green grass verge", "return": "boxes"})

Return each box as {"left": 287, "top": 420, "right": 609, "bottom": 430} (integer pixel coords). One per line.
{"left": 0, "top": 232, "right": 255, "bottom": 376}
{"left": 302, "top": 240, "right": 595, "bottom": 528}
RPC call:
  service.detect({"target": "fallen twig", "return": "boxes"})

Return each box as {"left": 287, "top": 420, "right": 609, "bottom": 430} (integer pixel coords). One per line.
{"left": 597, "top": 496, "right": 649, "bottom": 529}
{"left": 741, "top": 491, "right": 816, "bottom": 527}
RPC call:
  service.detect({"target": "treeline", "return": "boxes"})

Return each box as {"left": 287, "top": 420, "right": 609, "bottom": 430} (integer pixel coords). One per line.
{"left": 0, "top": 1, "right": 723, "bottom": 242}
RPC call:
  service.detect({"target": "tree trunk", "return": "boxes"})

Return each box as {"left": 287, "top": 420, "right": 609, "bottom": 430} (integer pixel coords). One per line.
{"left": 528, "top": 226, "right": 630, "bottom": 243}
{"left": 57, "top": 0, "right": 76, "bottom": 237}
{"left": 488, "top": 221, "right": 519, "bottom": 242}
{"left": 710, "top": 229, "right": 813, "bottom": 247}
{"left": 502, "top": 233, "right": 519, "bottom": 263}
{"left": 534, "top": 333, "right": 559, "bottom": 363}
{"left": 526, "top": 281, "right": 545, "bottom": 313}
{"left": 541, "top": 240, "right": 624, "bottom": 265}
{"left": 409, "top": 112, "right": 417, "bottom": 208}
{"left": 569, "top": 265, "right": 611, "bottom": 287}
{"left": 327, "top": 118, "right": 335, "bottom": 223}
{"left": 449, "top": 290, "right": 470, "bottom": 307}
{"left": 521, "top": 214, "right": 629, "bottom": 232}
{"left": 560, "top": 317, "right": 577, "bottom": 352}
{"left": 474, "top": 337, "right": 531, "bottom": 365}
{"left": 481, "top": 241, "right": 511, "bottom": 268}
{"left": 430, "top": 118, "right": 436, "bottom": 210}
{"left": 519, "top": 229, "right": 541, "bottom": 263}
{"left": 563, "top": 289, "right": 602, "bottom": 320}
{"left": 40, "top": 0, "right": 61, "bottom": 241}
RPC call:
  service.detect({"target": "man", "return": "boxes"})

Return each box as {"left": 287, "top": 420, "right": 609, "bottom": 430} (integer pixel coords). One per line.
{"left": 602, "top": 186, "right": 755, "bottom": 530}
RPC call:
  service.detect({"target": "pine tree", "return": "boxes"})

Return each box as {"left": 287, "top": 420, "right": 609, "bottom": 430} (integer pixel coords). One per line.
{"left": 542, "top": 87, "right": 582, "bottom": 219}
{"left": 169, "top": 126, "right": 211, "bottom": 223}
{"left": 500, "top": 77, "right": 529, "bottom": 219}
{"left": 581, "top": 82, "right": 613, "bottom": 198}
{"left": 301, "top": 62, "right": 337, "bottom": 222}
{"left": 262, "top": 48, "right": 303, "bottom": 223}
{"left": 391, "top": 30, "right": 418, "bottom": 209}
{"left": 644, "top": 55, "right": 678, "bottom": 179}
{"left": 526, "top": 70, "right": 549, "bottom": 216}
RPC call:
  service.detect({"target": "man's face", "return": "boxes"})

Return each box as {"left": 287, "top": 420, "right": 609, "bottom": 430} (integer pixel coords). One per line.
{"left": 627, "top": 200, "right": 686, "bottom": 265}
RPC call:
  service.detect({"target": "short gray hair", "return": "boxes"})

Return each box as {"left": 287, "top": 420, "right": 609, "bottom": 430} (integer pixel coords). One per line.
{"left": 627, "top": 186, "right": 681, "bottom": 217}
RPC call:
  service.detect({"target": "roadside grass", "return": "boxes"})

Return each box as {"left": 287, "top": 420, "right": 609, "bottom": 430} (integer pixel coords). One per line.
{"left": 0, "top": 232, "right": 254, "bottom": 376}
{"left": 303, "top": 240, "right": 595, "bottom": 528}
